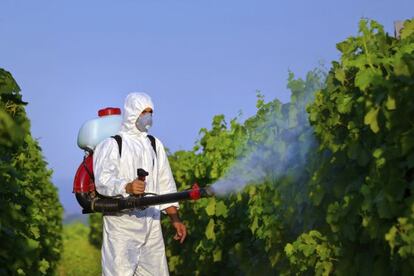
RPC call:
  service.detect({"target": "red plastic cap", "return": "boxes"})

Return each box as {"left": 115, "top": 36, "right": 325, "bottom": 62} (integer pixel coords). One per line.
{"left": 189, "top": 183, "right": 201, "bottom": 200}
{"left": 98, "top": 107, "right": 121, "bottom": 117}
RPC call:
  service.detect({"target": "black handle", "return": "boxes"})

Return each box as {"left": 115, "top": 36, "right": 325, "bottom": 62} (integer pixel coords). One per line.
{"left": 137, "top": 168, "right": 149, "bottom": 181}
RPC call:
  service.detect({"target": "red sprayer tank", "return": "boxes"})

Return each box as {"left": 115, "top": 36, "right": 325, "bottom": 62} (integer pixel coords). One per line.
{"left": 73, "top": 154, "right": 94, "bottom": 193}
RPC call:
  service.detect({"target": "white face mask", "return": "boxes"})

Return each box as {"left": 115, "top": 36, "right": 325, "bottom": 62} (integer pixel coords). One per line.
{"left": 135, "top": 113, "right": 153, "bottom": 132}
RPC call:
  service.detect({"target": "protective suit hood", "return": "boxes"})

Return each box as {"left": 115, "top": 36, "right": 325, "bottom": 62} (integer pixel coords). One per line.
{"left": 121, "top": 92, "right": 154, "bottom": 136}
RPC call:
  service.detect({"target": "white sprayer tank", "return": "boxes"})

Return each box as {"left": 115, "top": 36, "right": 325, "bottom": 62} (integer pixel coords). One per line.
{"left": 77, "top": 107, "right": 122, "bottom": 151}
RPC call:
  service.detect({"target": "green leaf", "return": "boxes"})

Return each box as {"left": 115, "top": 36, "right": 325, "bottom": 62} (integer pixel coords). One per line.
{"left": 205, "top": 219, "right": 216, "bottom": 241}
{"left": 385, "top": 96, "right": 396, "bottom": 110}
{"left": 285, "top": 243, "right": 294, "bottom": 256}
{"left": 250, "top": 216, "right": 259, "bottom": 233}
{"left": 364, "top": 107, "right": 380, "bottom": 133}
{"left": 337, "top": 95, "right": 353, "bottom": 114}
{"left": 27, "top": 238, "right": 40, "bottom": 250}
{"left": 385, "top": 225, "right": 398, "bottom": 252}
{"left": 301, "top": 244, "right": 315, "bottom": 257}
{"left": 205, "top": 198, "right": 216, "bottom": 216}
{"left": 401, "top": 20, "right": 414, "bottom": 40}
{"left": 213, "top": 249, "right": 222, "bottom": 262}
{"left": 38, "top": 259, "right": 50, "bottom": 274}
{"left": 376, "top": 157, "right": 386, "bottom": 168}
{"left": 215, "top": 201, "right": 228, "bottom": 218}
{"left": 373, "top": 148, "right": 383, "bottom": 158}
{"left": 335, "top": 68, "right": 346, "bottom": 84}
{"left": 30, "top": 226, "right": 40, "bottom": 239}
{"left": 355, "top": 68, "right": 381, "bottom": 91}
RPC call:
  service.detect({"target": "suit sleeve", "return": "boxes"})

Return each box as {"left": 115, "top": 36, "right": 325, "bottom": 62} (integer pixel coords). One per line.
{"left": 93, "top": 138, "right": 130, "bottom": 198}
{"left": 156, "top": 139, "right": 179, "bottom": 211}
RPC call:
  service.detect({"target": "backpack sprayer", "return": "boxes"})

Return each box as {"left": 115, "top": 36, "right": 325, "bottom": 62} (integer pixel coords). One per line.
{"left": 73, "top": 107, "right": 214, "bottom": 214}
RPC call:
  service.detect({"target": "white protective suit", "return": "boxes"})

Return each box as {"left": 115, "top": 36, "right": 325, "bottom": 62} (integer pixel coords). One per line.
{"left": 94, "top": 93, "right": 179, "bottom": 276}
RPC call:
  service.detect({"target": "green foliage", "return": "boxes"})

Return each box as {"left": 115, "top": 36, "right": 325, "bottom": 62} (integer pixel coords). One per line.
{"left": 285, "top": 231, "right": 339, "bottom": 276}
{"left": 88, "top": 213, "right": 103, "bottom": 248}
{"left": 164, "top": 67, "right": 326, "bottom": 275}
{"left": 0, "top": 69, "right": 25, "bottom": 147}
{"left": 58, "top": 223, "right": 101, "bottom": 276}
{"left": 385, "top": 203, "right": 414, "bottom": 259}
{"left": 164, "top": 18, "right": 414, "bottom": 275}
{"left": 0, "top": 68, "right": 63, "bottom": 275}
{"left": 306, "top": 18, "right": 414, "bottom": 274}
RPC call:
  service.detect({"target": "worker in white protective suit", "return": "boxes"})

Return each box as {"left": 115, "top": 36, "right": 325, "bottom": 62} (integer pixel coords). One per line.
{"left": 93, "top": 92, "right": 187, "bottom": 276}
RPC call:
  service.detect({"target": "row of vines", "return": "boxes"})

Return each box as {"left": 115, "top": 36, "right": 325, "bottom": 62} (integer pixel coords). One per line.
{"left": 0, "top": 69, "right": 63, "bottom": 275}
{"left": 159, "top": 19, "right": 414, "bottom": 275}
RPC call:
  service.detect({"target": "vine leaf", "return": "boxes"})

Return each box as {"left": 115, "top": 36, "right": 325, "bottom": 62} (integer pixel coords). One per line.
{"left": 364, "top": 107, "right": 380, "bottom": 133}
{"left": 205, "top": 219, "right": 216, "bottom": 241}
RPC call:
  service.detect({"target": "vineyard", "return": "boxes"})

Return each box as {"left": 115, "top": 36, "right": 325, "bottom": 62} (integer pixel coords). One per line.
{"left": 0, "top": 69, "right": 63, "bottom": 275}
{"left": 162, "top": 19, "right": 414, "bottom": 275}
{"left": 1, "top": 18, "right": 414, "bottom": 275}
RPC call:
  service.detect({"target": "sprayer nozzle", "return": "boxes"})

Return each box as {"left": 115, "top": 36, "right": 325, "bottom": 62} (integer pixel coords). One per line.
{"left": 189, "top": 183, "right": 215, "bottom": 199}
{"left": 205, "top": 186, "right": 215, "bottom": 196}
{"left": 199, "top": 186, "right": 215, "bottom": 198}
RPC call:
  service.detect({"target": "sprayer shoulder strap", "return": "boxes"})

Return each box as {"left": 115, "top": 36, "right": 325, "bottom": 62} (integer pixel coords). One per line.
{"left": 147, "top": 135, "right": 157, "bottom": 157}
{"left": 82, "top": 157, "right": 95, "bottom": 182}
{"left": 111, "top": 135, "right": 157, "bottom": 157}
{"left": 111, "top": 135, "right": 123, "bottom": 157}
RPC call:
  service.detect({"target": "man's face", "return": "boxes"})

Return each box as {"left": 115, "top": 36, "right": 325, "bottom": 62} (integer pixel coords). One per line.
{"left": 140, "top": 107, "right": 153, "bottom": 117}
{"left": 135, "top": 107, "right": 154, "bottom": 132}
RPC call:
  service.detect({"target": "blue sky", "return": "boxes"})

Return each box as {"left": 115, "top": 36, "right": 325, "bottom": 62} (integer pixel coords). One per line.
{"left": 1, "top": 0, "right": 413, "bottom": 213}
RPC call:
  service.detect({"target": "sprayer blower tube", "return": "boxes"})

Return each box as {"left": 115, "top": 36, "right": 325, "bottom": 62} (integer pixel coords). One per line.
{"left": 75, "top": 184, "right": 214, "bottom": 213}
{"left": 74, "top": 166, "right": 214, "bottom": 213}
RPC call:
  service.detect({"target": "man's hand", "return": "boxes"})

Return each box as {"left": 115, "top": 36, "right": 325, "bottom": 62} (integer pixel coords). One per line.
{"left": 165, "top": 206, "right": 187, "bottom": 243}
{"left": 125, "top": 179, "right": 145, "bottom": 195}
{"left": 172, "top": 221, "right": 187, "bottom": 244}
